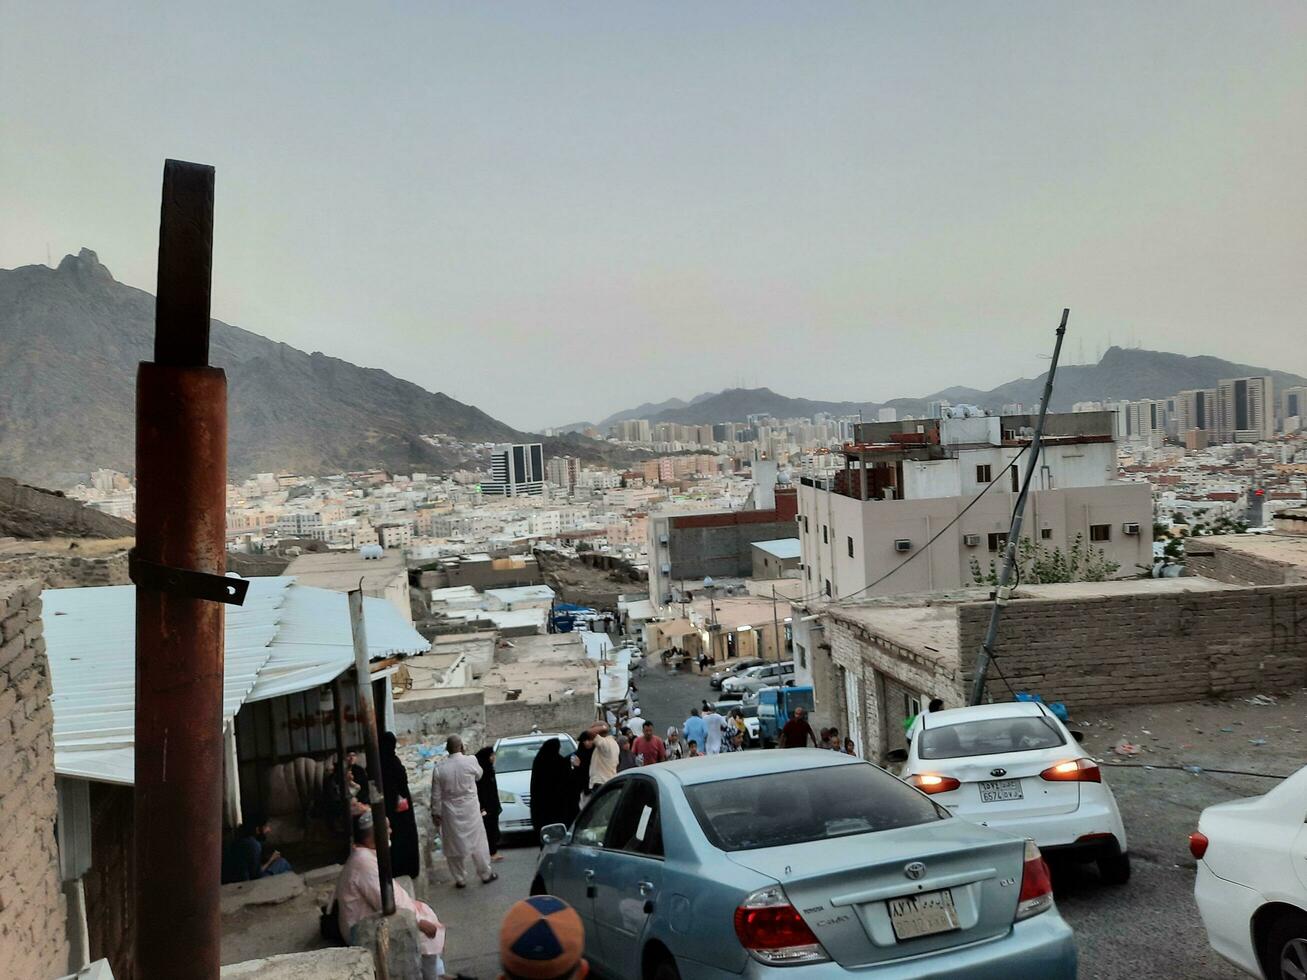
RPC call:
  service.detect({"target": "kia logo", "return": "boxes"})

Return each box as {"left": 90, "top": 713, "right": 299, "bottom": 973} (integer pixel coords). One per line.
{"left": 990, "top": 767, "right": 1007, "bottom": 777}
{"left": 904, "top": 862, "right": 927, "bottom": 881}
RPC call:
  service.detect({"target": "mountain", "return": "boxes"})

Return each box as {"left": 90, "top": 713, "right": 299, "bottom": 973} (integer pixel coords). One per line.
{"left": 593, "top": 348, "right": 1307, "bottom": 428}
{"left": 0, "top": 250, "right": 609, "bottom": 485}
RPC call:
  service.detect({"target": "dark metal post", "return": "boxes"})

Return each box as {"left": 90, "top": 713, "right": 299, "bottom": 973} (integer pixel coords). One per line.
{"left": 134, "top": 159, "right": 225, "bottom": 979}
{"left": 349, "top": 588, "right": 395, "bottom": 914}
{"left": 331, "top": 676, "right": 352, "bottom": 855}
{"left": 968, "top": 309, "right": 1070, "bottom": 706}
{"left": 771, "top": 585, "right": 782, "bottom": 664}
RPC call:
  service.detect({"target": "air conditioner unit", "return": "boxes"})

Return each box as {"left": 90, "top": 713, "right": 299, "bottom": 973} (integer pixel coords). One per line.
{"left": 1123, "top": 522, "right": 1141, "bottom": 535}
{"left": 660, "top": 563, "right": 671, "bottom": 574}
{"left": 963, "top": 533, "right": 981, "bottom": 547}
{"left": 894, "top": 539, "right": 912, "bottom": 553}
{"left": 658, "top": 534, "right": 669, "bottom": 544}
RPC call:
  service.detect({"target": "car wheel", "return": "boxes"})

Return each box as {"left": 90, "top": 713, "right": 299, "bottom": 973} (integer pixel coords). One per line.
{"left": 649, "top": 956, "right": 681, "bottom": 980}
{"left": 1267, "top": 911, "right": 1307, "bottom": 980}
{"left": 1097, "top": 847, "right": 1131, "bottom": 885}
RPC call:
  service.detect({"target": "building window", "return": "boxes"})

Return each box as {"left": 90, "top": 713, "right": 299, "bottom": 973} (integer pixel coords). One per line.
{"left": 824, "top": 579, "right": 832, "bottom": 597}
{"left": 803, "top": 516, "right": 809, "bottom": 533}
{"left": 796, "top": 643, "right": 807, "bottom": 669}
{"left": 987, "top": 532, "right": 1006, "bottom": 552}
{"left": 1090, "top": 524, "right": 1111, "bottom": 542}
{"left": 822, "top": 525, "right": 828, "bottom": 544}
{"left": 1011, "top": 466, "right": 1020, "bottom": 492}
{"left": 976, "top": 464, "right": 992, "bottom": 484}
{"left": 1040, "top": 527, "right": 1053, "bottom": 540}
{"left": 905, "top": 692, "right": 922, "bottom": 720}
{"left": 847, "top": 536, "right": 854, "bottom": 558}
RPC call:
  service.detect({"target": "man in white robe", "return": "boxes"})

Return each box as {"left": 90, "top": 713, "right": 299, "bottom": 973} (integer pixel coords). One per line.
{"left": 335, "top": 811, "right": 449, "bottom": 979}
{"left": 430, "top": 735, "right": 496, "bottom": 887}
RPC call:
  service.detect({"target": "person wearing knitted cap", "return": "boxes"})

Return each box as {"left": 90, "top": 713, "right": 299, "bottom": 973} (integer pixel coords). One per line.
{"left": 499, "top": 895, "right": 588, "bottom": 980}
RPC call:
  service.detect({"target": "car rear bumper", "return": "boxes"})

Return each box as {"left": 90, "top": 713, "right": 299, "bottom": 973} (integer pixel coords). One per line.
{"left": 673, "top": 912, "right": 1077, "bottom": 979}
{"left": 1194, "top": 861, "right": 1261, "bottom": 976}
{"left": 949, "top": 795, "right": 1124, "bottom": 852}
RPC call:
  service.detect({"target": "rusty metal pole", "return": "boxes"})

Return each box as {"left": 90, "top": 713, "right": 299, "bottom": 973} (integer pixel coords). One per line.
{"left": 331, "top": 676, "right": 353, "bottom": 857}
{"left": 349, "top": 588, "right": 395, "bottom": 914}
{"left": 134, "top": 159, "right": 231, "bottom": 979}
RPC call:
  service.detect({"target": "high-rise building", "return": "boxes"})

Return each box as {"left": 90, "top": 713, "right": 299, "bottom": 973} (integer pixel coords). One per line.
{"left": 1282, "top": 386, "right": 1307, "bottom": 427}
{"left": 1125, "top": 399, "right": 1164, "bottom": 448}
{"left": 1217, "top": 376, "right": 1274, "bottom": 443}
{"left": 877, "top": 407, "right": 898, "bottom": 423}
{"left": 1176, "top": 388, "right": 1217, "bottom": 436}
{"left": 484, "top": 443, "right": 545, "bottom": 496}
{"left": 546, "top": 455, "right": 581, "bottom": 490}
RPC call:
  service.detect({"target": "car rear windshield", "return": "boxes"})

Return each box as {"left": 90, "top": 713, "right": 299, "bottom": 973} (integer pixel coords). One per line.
{"left": 918, "top": 717, "right": 1065, "bottom": 760}
{"left": 495, "top": 737, "right": 577, "bottom": 773}
{"left": 685, "top": 764, "right": 946, "bottom": 852}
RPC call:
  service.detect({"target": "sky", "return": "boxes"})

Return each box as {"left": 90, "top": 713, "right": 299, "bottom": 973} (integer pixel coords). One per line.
{"left": 3, "top": 3, "right": 1305, "bottom": 430}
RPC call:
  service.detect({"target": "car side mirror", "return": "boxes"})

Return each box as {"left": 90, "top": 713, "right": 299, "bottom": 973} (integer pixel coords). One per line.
{"left": 540, "top": 823, "right": 568, "bottom": 847}
{"left": 886, "top": 748, "right": 908, "bottom": 764}
{"left": 1071, "top": 730, "right": 1085, "bottom": 743}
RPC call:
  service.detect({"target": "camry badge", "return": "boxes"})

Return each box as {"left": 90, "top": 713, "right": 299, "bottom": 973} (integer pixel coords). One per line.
{"left": 904, "top": 861, "right": 927, "bottom": 881}
{"left": 990, "top": 767, "right": 1007, "bottom": 777}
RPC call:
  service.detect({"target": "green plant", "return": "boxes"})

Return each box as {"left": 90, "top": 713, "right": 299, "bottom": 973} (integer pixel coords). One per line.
{"left": 968, "top": 533, "right": 1120, "bottom": 585}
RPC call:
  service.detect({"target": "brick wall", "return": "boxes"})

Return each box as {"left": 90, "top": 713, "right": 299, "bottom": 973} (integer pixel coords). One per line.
{"left": 958, "top": 585, "right": 1307, "bottom": 707}
{"left": 392, "top": 689, "right": 487, "bottom": 748}
{"left": 0, "top": 580, "right": 69, "bottom": 977}
{"left": 484, "top": 691, "right": 596, "bottom": 745}
{"left": 1185, "top": 543, "right": 1307, "bottom": 587}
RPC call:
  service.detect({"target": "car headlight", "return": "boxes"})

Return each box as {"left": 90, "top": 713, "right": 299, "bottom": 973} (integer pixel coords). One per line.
{"left": 498, "top": 790, "right": 518, "bottom": 804}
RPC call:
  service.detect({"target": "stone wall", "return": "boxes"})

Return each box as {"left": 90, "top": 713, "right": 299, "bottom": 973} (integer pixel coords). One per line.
{"left": 0, "top": 548, "right": 131, "bottom": 590}
{"left": 959, "top": 584, "right": 1307, "bottom": 707}
{"left": 484, "top": 690, "right": 596, "bottom": 744}
{"left": 0, "top": 580, "right": 69, "bottom": 978}
{"left": 0, "top": 477, "right": 135, "bottom": 539}
{"left": 391, "top": 689, "right": 486, "bottom": 748}
{"left": 1185, "top": 542, "right": 1307, "bottom": 587}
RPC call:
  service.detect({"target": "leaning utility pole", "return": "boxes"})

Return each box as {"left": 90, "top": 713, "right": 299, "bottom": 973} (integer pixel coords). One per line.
{"left": 968, "top": 309, "right": 1069, "bottom": 706}
{"left": 133, "top": 160, "right": 248, "bottom": 979}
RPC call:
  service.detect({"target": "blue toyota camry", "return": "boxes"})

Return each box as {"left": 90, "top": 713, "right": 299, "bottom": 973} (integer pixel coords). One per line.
{"left": 532, "top": 750, "right": 1077, "bottom": 979}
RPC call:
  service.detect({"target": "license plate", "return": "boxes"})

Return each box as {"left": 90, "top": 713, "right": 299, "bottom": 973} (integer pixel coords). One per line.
{"left": 888, "top": 889, "right": 960, "bottom": 940}
{"left": 978, "top": 778, "right": 1024, "bottom": 802}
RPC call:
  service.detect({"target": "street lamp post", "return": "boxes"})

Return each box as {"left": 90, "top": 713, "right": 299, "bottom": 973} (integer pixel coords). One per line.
{"left": 703, "top": 576, "right": 718, "bottom": 662}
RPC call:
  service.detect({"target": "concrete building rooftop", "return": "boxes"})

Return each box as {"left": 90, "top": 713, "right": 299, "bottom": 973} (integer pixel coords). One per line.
{"left": 283, "top": 549, "right": 407, "bottom": 593}
{"left": 1194, "top": 533, "right": 1307, "bottom": 571}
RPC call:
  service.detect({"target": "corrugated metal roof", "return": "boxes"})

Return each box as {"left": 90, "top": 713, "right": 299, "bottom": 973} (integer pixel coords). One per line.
{"left": 751, "top": 538, "right": 802, "bottom": 559}
{"left": 43, "top": 577, "right": 429, "bottom": 785}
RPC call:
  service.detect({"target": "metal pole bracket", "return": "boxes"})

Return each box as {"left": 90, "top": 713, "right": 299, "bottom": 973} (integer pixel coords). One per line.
{"left": 129, "top": 550, "right": 249, "bottom": 605}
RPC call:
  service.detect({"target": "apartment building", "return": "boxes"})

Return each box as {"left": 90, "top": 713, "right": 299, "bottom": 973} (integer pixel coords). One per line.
{"left": 1217, "top": 376, "right": 1274, "bottom": 443}
{"left": 797, "top": 411, "right": 1152, "bottom": 599}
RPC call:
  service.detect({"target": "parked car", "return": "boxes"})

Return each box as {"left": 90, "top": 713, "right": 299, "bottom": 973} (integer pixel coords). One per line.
{"left": 900, "top": 702, "right": 1129, "bottom": 884}
{"left": 721, "top": 661, "right": 796, "bottom": 696}
{"left": 532, "top": 750, "right": 1075, "bottom": 978}
{"left": 1192, "top": 764, "right": 1307, "bottom": 979}
{"left": 710, "top": 658, "right": 765, "bottom": 690}
{"left": 492, "top": 732, "right": 578, "bottom": 834}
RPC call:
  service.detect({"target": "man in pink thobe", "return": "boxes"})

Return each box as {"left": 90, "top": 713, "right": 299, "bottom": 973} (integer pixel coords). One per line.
{"left": 430, "top": 735, "right": 496, "bottom": 888}
{"left": 335, "top": 811, "right": 448, "bottom": 979}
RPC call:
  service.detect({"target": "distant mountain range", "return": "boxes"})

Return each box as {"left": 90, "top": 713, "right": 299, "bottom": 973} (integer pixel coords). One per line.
{"left": 0, "top": 250, "right": 620, "bottom": 486}
{"left": 582, "top": 346, "right": 1307, "bottom": 429}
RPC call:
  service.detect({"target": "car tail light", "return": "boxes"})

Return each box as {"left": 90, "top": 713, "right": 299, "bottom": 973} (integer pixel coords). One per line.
{"left": 909, "top": 773, "right": 961, "bottom": 795}
{"left": 1040, "top": 758, "right": 1101, "bottom": 783}
{"left": 1015, "top": 840, "right": 1054, "bottom": 921}
{"left": 1189, "top": 831, "right": 1209, "bottom": 860}
{"left": 733, "top": 886, "right": 830, "bottom": 965}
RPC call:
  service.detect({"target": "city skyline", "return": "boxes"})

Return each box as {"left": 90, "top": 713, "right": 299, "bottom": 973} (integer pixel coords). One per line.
{"left": 3, "top": 3, "right": 1305, "bottom": 431}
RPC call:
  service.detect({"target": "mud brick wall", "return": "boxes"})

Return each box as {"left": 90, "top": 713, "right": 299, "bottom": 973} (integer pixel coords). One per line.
{"left": 959, "top": 585, "right": 1307, "bottom": 708}
{"left": 0, "top": 580, "right": 68, "bottom": 977}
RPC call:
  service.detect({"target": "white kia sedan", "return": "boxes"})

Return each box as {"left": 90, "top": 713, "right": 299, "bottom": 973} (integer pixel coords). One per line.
{"left": 1193, "top": 764, "right": 1307, "bottom": 979}
{"left": 901, "top": 702, "right": 1130, "bottom": 884}
{"left": 492, "top": 732, "right": 577, "bottom": 835}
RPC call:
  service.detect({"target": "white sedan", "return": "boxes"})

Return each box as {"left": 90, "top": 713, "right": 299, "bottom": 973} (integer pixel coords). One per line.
{"left": 901, "top": 702, "right": 1130, "bottom": 884}
{"left": 1193, "top": 764, "right": 1307, "bottom": 979}
{"left": 491, "top": 732, "right": 577, "bottom": 835}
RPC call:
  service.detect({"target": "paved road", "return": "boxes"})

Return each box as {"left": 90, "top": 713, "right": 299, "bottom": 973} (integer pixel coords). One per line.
{"left": 420, "top": 661, "right": 1264, "bottom": 978}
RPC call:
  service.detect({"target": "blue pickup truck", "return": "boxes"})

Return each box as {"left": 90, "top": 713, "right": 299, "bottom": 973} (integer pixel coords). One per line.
{"left": 755, "top": 684, "right": 815, "bottom": 747}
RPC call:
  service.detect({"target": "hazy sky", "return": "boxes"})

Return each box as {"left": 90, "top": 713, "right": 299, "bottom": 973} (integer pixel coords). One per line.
{"left": 3, "top": 3, "right": 1305, "bottom": 430}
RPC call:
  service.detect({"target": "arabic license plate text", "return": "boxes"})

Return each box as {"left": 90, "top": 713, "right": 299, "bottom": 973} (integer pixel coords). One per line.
{"left": 888, "top": 889, "right": 960, "bottom": 941}
{"left": 979, "top": 778, "right": 1024, "bottom": 802}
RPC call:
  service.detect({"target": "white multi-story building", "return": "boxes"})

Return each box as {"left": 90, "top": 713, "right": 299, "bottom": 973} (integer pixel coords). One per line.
{"left": 1217, "top": 376, "right": 1274, "bottom": 443}
{"left": 276, "top": 511, "right": 324, "bottom": 540}
{"left": 483, "top": 443, "right": 545, "bottom": 497}
{"left": 797, "top": 411, "right": 1152, "bottom": 600}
